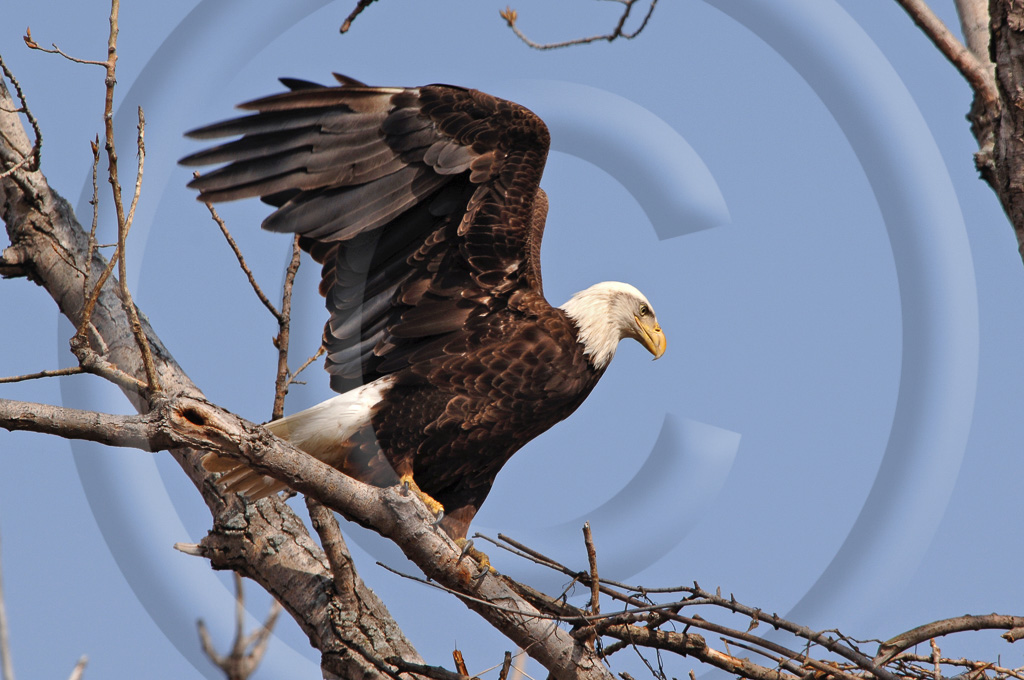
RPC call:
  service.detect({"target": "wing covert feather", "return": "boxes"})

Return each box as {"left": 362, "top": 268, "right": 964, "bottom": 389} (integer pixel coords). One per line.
{"left": 182, "top": 76, "right": 553, "bottom": 391}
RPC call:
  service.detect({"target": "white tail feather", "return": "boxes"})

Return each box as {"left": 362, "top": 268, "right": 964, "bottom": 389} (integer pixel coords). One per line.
{"left": 205, "top": 375, "right": 396, "bottom": 499}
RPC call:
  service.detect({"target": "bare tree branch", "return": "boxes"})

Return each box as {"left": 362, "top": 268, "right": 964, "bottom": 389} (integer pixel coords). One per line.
{"left": 198, "top": 573, "right": 282, "bottom": 680}
{"left": 876, "top": 615, "right": 1024, "bottom": 665}
{"left": 284, "top": 345, "right": 325, "bottom": 389}
{"left": 892, "top": 0, "right": 998, "bottom": 107}
{"left": 202, "top": 195, "right": 281, "bottom": 321}
{"left": 66, "top": 656, "right": 87, "bottom": 680}
{"left": 305, "top": 498, "right": 356, "bottom": 601}
{"left": 340, "top": 0, "right": 378, "bottom": 33}
{"left": 23, "top": 27, "right": 107, "bottom": 67}
{"left": 0, "top": 55, "right": 39, "bottom": 181}
{"left": 0, "top": 530, "right": 14, "bottom": 680}
{"left": 0, "top": 398, "right": 173, "bottom": 451}
{"left": 113, "top": 104, "right": 159, "bottom": 393}
{"left": 0, "top": 54, "right": 40, "bottom": 204}
{"left": 272, "top": 235, "right": 302, "bottom": 419}
{"left": 501, "top": 0, "right": 658, "bottom": 50}
{"left": 955, "top": 0, "right": 995, "bottom": 67}
{"left": 583, "top": 523, "right": 600, "bottom": 619}
{"left": 0, "top": 366, "right": 84, "bottom": 384}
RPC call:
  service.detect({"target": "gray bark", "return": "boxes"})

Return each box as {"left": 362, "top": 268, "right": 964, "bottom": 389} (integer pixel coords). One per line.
{"left": 974, "top": 1, "right": 1024, "bottom": 263}
{"left": 957, "top": 0, "right": 997, "bottom": 66}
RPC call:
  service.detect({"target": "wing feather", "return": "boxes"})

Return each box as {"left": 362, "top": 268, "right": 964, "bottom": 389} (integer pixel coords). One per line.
{"left": 182, "top": 76, "right": 552, "bottom": 390}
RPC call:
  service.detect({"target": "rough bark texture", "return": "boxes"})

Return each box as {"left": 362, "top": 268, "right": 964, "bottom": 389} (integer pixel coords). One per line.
{"left": 972, "top": 1, "right": 1024, "bottom": 262}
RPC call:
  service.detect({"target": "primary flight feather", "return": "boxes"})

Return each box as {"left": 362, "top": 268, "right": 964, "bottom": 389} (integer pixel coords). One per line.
{"left": 182, "top": 74, "right": 666, "bottom": 541}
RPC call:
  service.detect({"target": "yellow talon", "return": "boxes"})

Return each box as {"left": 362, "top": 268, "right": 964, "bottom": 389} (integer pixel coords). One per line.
{"left": 399, "top": 473, "right": 445, "bottom": 517}
{"left": 455, "top": 537, "right": 495, "bottom": 579}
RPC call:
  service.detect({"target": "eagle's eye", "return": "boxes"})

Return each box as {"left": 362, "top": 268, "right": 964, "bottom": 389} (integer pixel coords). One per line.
{"left": 638, "top": 304, "right": 649, "bottom": 317}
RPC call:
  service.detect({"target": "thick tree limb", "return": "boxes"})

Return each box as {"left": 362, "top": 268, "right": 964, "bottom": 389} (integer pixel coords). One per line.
{"left": 0, "top": 398, "right": 170, "bottom": 450}
{"left": 980, "top": 1, "right": 1024, "bottom": 263}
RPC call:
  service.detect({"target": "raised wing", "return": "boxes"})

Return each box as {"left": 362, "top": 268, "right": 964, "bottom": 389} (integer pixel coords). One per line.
{"left": 182, "top": 75, "right": 552, "bottom": 391}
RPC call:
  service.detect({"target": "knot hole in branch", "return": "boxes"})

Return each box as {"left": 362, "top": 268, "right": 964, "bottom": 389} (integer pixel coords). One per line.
{"left": 178, "top": 406, "right": 207, "bottom": 427}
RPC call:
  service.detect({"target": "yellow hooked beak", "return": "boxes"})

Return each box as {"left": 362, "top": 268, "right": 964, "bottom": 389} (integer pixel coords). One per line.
{"left": 634, "top": 314, "right": 667, "bottom": 359}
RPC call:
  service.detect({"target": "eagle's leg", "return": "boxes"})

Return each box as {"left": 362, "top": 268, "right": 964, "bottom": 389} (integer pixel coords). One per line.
{"left": 455, "top": 538, "right": 495, "bottom": 578}
{"left": 398, "top": 473, "right": 446, "bottom": 517}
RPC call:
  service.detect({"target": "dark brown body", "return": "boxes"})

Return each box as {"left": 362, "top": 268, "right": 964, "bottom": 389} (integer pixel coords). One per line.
{"left": 375, "top": 298, "right": 604, "bottom": 538}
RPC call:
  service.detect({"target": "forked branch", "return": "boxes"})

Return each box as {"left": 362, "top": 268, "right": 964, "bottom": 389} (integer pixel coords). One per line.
{"left": 500, "top": 0, "right": 658, "bottom": 50}
{"left": 892, "top": 0, "right": 998, "bottom": 108}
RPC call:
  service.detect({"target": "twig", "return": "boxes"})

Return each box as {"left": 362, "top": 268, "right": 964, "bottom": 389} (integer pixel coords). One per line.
{"left": 453, "top": 650, "right": 470, "bottom": 677}
{"left": 485, "top": 533, "right": 900, "bottom": 680}
{"left": 583, "top": 522, "right": 600, "bottom": 618}
{"left": 66, "top": 656, "right": 87, "bottom": 680}
{"left": 497, "top": 652, "right": 512, "bottom": 680}
{"left": 718, "top": 638, "right": 804, "bottom": 676}
{"left": 200, "top": 192, "right": 281, "bottom": 321}
{"left": 0, "top": 529, "right": 14, "bottom": 680}
{"left": 284, "top": 346, "right": 325, "bottom": 389}
{"left": 483, "top": 533, "right": 896, "bottom": 679}
{"left": 0, "top": 54, "right": 41, "bottom": 204}
{"left": 23, "top": 28, "right": 106, "bottom": 67}
{"left": 892, "top": 0, "right": 998, "bottom": 107}
{"left": 0, "top": 53, "right": 41, "bottom": 175}
{"left": 894, "top": 652, "right": 1024, "bottom": 680}
{"left": 84, "top": 135, "right": 101, "bottom": 295}
{"left": 501, "top": 0, "right": 657, "bottom": 50}
{"left": 376, "top": 561, "right": 572, "bottom": 621}
{"left": 509, "top": 651, "right": 530, "bottom": 680}
{"left": 340, "top": 0, "right": 378, "bottom": 33}
{"left": 272, "top": 236, "right": 302, "bottom": 419}
{"left": 0, "top": 366, "right": 84, "bottom": 384}
{"left": 74, "top": 348, "right": 148, "bottom": 395}
{"left": 113, "top": 104, "right": 159, "bottom": 394}
{"left": 386, "top": 656, "right": 471, "bottom": 680}
{"left": 198, "top": 573, "right": 282, "bottom": 680}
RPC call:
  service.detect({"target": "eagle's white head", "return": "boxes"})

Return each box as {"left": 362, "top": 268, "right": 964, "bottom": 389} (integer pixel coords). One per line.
{"left": 559, "top": 281, "right": 667, "bottom": 370}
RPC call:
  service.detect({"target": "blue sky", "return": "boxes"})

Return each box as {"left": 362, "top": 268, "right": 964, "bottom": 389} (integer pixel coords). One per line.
{"left": 2, "top": 1, "right": 1023, "bottom": 678}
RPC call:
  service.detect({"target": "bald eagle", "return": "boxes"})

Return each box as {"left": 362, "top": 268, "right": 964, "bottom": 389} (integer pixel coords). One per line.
{"left": 182, "top": 75, "right": 666, "bottom": 541}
